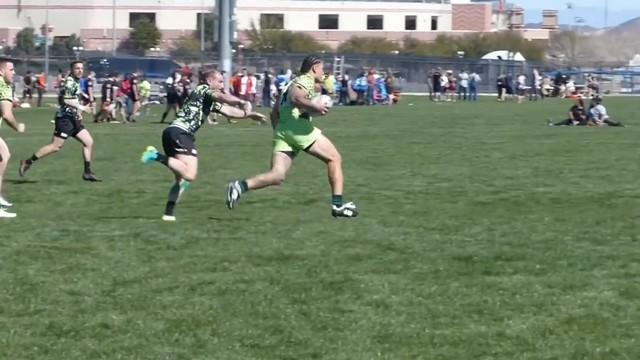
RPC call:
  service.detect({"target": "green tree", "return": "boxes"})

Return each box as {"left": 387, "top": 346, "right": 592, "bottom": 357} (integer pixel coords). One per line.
{"left": 401, "top": 32, "right": 545, "bottom": 62}
{"left": 49, "top": 33, "right": 82, "bottom": 57}
{"left": 171, "top": 36, "right": 201, "bottom": 58}
{"left": 244, "top": 21, "right": 328, "bottom": 53}
{"left": 548, "top": 30, "right": 594, "bottom": 67}
{"left": 14, "top": 27, "right": 36, "bottom": 56}
{"left": 337, "top": 36, "right": 398, "bottom": 55}
{"left": 129, "top": 18, "right": 161, "bottom": 52}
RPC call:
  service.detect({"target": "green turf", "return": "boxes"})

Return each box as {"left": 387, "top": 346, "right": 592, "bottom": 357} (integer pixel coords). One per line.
{"left": 1, "top": 97, "right": 639, "bottom": 359}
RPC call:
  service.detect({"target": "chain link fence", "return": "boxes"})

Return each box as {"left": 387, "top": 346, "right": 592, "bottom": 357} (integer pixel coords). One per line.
{"left": 5, "top": 50, "right": 640, "bottom": 95}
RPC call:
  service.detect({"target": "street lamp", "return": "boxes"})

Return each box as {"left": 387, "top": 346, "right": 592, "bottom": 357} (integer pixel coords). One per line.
{"left": 237, "top": 44, "right": 245, "bottom": 67}
{"left": 72, "top": 46, "right": 84, "bottom": 60}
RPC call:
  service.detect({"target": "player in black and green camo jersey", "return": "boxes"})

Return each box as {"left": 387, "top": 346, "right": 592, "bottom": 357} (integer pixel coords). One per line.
{"left": 19, "top": 61, "right": 100, "bottom": 182}
{"left": 140, "top": 70, "right": 267, "bottom": 221}
{"left": 0, "top": 61, "right": 27, "bottom": 218}
{"left": 226, "top": 55, "right": 358, "bottom": 218}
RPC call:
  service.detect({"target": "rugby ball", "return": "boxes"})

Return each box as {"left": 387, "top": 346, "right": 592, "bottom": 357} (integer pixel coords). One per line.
{"left": 309, "top": 94, "right": 333, "bottom": 116}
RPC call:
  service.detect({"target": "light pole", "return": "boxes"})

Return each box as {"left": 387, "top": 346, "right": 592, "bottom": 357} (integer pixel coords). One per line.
{"left": 44, "top": 0, "right": 50, "bottom": 91}
{"left": 112, "top": 0, "right": 117, "bottom": 56}
{"left": 237, "top": 44, "right": 244, "bottom": 68}
{"left": 72, "top": 46, "right": 84, "bottom": 60}
{"left": 218, "top": 0, "right": 232, "bottom": 90}
{"left": 604, "top": 0, "right": 609, "bottom": 28}
{"left": 200, "top": 0, "right": 205, "bottom": 53}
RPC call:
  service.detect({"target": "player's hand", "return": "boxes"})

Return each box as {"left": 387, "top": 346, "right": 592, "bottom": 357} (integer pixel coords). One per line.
{"left": 248, "top": 112, "right": 267, "bottom": 124}
{"left": 17, "top": 123, "right": 26, "bottom": 133}
{"left": 314, "top": 103, "right": 329, "bottom": 115}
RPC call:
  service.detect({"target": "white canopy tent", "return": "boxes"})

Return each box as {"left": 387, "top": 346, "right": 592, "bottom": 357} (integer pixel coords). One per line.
{"left": 481, "top": 50, "right": 527, "bottom": 62}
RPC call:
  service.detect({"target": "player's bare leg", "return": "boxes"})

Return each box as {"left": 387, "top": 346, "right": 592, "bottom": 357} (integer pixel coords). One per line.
{"left": 225, "top": 151, "right": 293, "bottom": 209}
{"left": 306, "top": 135, "right": 357, "bottom": 217}
{"left": 142, "top": 148, "right": 196, "bottom": 220}
{"left": 162, "top": 171, "right": 192, "bottom": 221}
{"left": 75, "top": 129, "right": 101, "bottom": 181}
{"left": 19, "top": 136, "right": 65, "bottom": 177}
{"left": 0, "top": 137, "right": 16, "bottom": 217}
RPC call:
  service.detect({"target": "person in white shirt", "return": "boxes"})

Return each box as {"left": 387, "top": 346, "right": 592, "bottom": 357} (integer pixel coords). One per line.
{"left": 588, "top": 97, "right": 624, "bottom": 127}
{"left": 564, "top": 78, "right": 576, "bottom": 98}
{"left": 516, "top": 74, "right": 528, "bottom": 103}
{"left": 439, "top": 73, "right": 448, "bottom": 102}
{"left": 468, "top": 71, "right": 481, "bottom": 101}
{"left": 239, "top": 69, "right": 248, "bottom": 100}
{"left": 457, "top": 70, "right": 469, "bottom": 101}
{"left": 249, "top": 72, "right": 257, "bottom": 104}
{"left": 530, "top": 69, "right": 542, "bottom": 101}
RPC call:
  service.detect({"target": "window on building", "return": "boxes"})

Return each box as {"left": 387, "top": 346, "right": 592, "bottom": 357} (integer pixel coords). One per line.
{"left": 260, "top": 13, "right": 284, "bottom": 29}
{"left": 196, "top": 12, "right": 211, "bottom": 27}
{"left": 129, "top": 12, "right": 156, "bottom": 27}
{"left": 367, "top": 15, "right": 384, "bottom": 30}
{"left": 431, "top": 16, "right": 438, "bottom": 31}
{"left": 405, "top": 15, "right": 417, "bottom": 30}
{"left": 318, "top": 14, "right": 339, "bottom": 30}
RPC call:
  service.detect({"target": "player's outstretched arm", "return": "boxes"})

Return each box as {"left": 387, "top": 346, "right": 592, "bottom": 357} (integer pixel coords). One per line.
{"left": 215, "top": 104, "right": 267, "bottom": 124}
{"left": 0, "top": 101, "right": 25, "bottom": 132}
{"left": 64, "top": 98, "right": 93, "bottom": 115}
{"left": 212, "top": 91, "right": 252, "bottom": 113}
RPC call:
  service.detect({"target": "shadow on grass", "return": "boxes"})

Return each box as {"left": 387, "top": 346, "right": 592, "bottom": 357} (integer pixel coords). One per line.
{"left": 6, "top": 179, "right": 38, "bottom": 184}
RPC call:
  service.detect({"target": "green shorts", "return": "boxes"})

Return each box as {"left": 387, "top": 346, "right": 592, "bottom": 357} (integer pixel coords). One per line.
{"left": 273, "top": 119, "right": 322, "bottom": 154}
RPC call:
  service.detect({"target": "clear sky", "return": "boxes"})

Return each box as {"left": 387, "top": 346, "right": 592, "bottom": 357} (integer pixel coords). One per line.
{"left": 512, "top": 0, "right": 640, "bottom": 28}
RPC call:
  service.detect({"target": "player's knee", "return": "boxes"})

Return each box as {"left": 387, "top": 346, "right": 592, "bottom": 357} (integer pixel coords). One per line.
{"left": 327, "top": 151, "right": 342, "bottom": 165}
{"left": 182, "top": 171, "right": 197, "bottom": 182}
{"left": 271, "top": 171, "right": 286, "bottom": 186}
{"left": 51, "top": 143, "right": 63, "bottom": 152}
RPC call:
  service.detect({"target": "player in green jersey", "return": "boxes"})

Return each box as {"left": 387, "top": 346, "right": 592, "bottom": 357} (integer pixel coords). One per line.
{"left": 225, "top": 55, "right": 358, "bottom": 218}
{"left": 140, "top": 70, "right": 267, "bottom": 221}
{"left": 0, "top": 61, "right": 26, "bottom": 218}
{"left": 19, "top": 61, "right": 100, "bottom": 182}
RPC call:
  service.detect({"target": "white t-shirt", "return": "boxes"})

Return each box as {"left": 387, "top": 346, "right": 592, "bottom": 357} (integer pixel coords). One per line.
{"left": 440, "top": 74, "right": 448, "bottom": 87}
{"left": 517, "top": 75, "right": 527, "bottom": 88}
{"left": 590, "top": 104, "right": 608, "bottom": 122}
{"left": 458, "top": 72, "right": 469, "bottom": 88}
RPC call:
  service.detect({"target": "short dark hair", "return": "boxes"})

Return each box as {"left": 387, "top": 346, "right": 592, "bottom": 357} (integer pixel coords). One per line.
{"left": 69, "top": 60, "right": 83, "bottom": 70}
{"left": 300, "top": 55, "right": 322, "bottom": 74}
{"left": 199, "top": 70, "right": 220, "bottom": 84}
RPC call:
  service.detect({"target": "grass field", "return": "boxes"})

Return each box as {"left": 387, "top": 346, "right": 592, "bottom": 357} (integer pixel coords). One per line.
{"left": 1, "top": 96, "right": 639, "bottom": 359}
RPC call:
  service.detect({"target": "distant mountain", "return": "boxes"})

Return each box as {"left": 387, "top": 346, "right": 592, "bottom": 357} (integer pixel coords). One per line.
{"left": 546, "top": 16, "right": 640, "bottom": 64}
{"left": 607, "top": 16, "right": 640, "bottom": 35}
{"left": 590, "top": 16, "right": 640, "bottom": 62}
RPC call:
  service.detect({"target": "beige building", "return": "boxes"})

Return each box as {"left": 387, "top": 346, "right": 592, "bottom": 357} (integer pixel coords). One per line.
{"left": 0, "top": 0, "right": 557, "bottom": 52}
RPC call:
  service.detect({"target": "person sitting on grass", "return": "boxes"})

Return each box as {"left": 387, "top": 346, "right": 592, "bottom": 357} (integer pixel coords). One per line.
{"left": 548, "top": 97, "right": 588, "bottom": 126}
{"left": 588, "top": 96, "right": 624, "bottom": 127}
